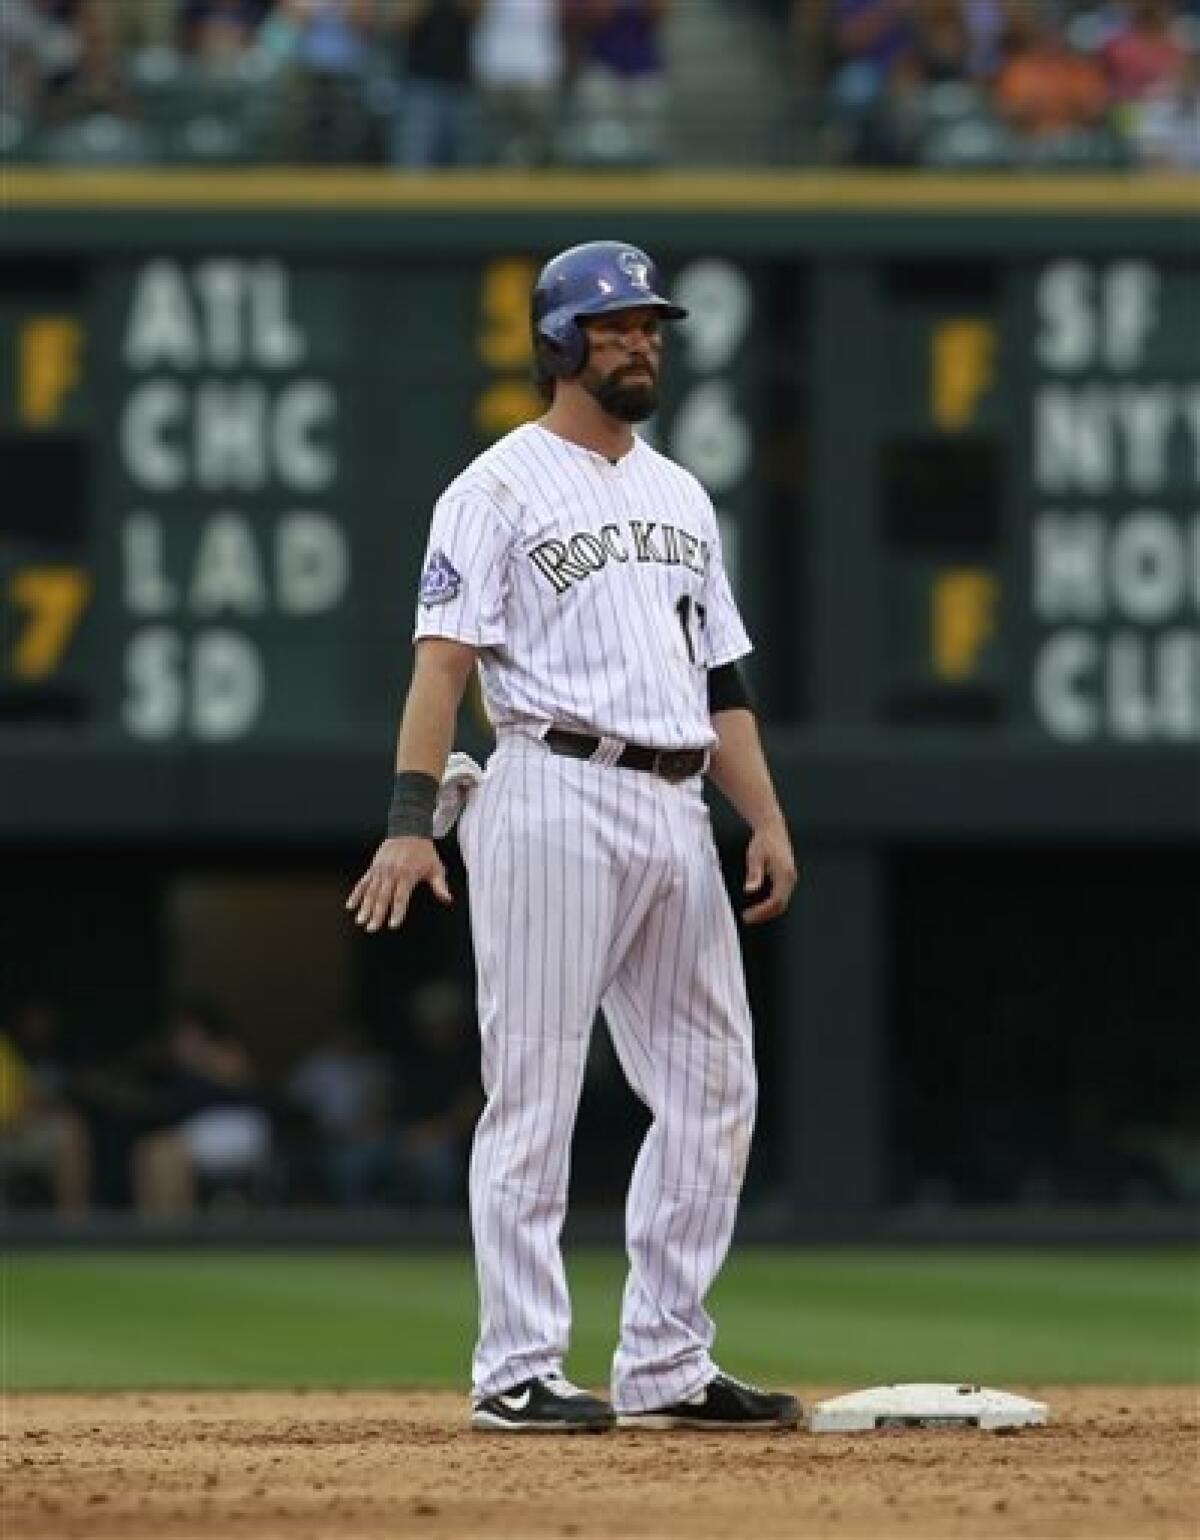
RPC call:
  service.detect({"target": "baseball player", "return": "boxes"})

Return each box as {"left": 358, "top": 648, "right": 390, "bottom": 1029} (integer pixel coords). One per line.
{"left": 347, "top": 241, "right": 799, "bottom": 1433}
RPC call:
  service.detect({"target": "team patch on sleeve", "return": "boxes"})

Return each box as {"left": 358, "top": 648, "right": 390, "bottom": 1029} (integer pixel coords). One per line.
{"left": 419, "top": 549, "right": 462, "bottom": 607}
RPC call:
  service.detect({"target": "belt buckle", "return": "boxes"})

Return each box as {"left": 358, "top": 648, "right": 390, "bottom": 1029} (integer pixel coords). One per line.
{"left": 655, "top": 749, "right": 702, "bottom": 783}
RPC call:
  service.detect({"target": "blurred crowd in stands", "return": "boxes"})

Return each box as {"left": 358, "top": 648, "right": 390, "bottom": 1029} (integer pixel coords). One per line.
{"left": 0, "top": 0, "right": 673, "bottom": 168}
{"left": 0, "top": 0, "right": 1196, "bottom": 171}
{"left": 0, "top": 984, "right": 483, "bottom": 1217}
{"left": 3, "top": 979, "right": 1197, "bottom": 1217}
{"left": 792, "top": 0, "right": 1200, "bottom": 168}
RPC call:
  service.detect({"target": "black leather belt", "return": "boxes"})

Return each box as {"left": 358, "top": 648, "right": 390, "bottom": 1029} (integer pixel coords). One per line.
{"left": 544, "top": 729, "right": 706, "bottom": 784}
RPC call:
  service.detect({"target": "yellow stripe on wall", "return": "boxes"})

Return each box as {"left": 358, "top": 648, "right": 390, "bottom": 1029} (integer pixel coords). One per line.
{"left": 2, "top": 169, "right": 1199, "bottom": 215}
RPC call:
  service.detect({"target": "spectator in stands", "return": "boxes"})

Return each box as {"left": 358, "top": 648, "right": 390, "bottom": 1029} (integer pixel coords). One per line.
{"left": 562, "top": 0, "right": 669, "bottom": 165}
{"left": 1095, "top": 0, "right": 1197, "bottom": 163}
{"left": 993, "top": 6, "right": 1110, "bottom": 151}
{"left": 1132, "top": 47, "right": 1200, "bottom": 163}
{"left": 392, "top": 979, "right": 481, "bottom": 1206}
{"left": 181, "top": 0, "right": 272, "bottom": 66}
{"left": 389, "top": 0, "right": 481, "bottom": 168}
{"left": 131, "top": 999, "right": 271, "bottom": 1217}
{"left": 0, "top": 0, "right": 73, "bottom": 124}
{"left": 271, "top": 0, "right": 385, "bottom": 161}
{"left": 804, "top": 0, "right": 918, "bottom": 161}
{"left": 471, "top": 0, "right": 565, "bottom": 166}
{"left": 826, "top": 0, "right": 915, "bottom": 107}
{"left": 895, "top": 0, "right": 1019, "bottom": 166}
{"left": 40, "top": 0, "right": 138, "bottom": 126}
{"left": 0, "top": 995, "right": 92, "bottom": 1216}
{"left": 1100, "top": 0, "right": 1190, "bottom": 103}
{"left": 905, "top": 0, "right": 972, "bottom": 85}
{"left": 69, "top": 1032, "right": 161, "bottom": 1207}
{"left": 960, "top": 0, "right": 1009, "bottom": 82}
{"left": 285, "top": 1020, "right": 396, "bottom": 1203}
{"left": 881, "top": 0, "right": 972, "bottom": 161}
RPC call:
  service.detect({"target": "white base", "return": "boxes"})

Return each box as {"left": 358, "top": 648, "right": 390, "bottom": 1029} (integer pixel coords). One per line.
{"left": 808, "top": 1383, "right": 1048, "bottom": 1434}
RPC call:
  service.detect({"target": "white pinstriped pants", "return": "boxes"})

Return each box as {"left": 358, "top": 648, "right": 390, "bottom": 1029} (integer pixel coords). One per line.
{"left": 458, "top": 733, "right": 757, "bottom": 1412}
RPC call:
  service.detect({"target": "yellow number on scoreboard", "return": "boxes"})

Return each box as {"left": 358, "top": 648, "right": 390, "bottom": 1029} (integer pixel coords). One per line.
{"left": 932, "top": 568, "right": 998, "bottom": 682}
{"left": 477, "top": 258, "right": 537, "bottom": 370}
{"left": 18, "top": 317, "right": 83, "bottom": 428}
{"left": 7, "top": 567, "right": 91, "bottom": 679}
{"left": 931, "top": 319, "right": 994, "bottom": 433}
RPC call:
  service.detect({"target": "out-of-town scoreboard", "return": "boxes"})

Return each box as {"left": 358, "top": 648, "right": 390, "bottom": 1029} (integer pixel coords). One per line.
{"left": 1, "top": 173, "right": 1196, "bottom": 838}
{"left": 1021, "top": 260, "right": 1198, "bottom": 743}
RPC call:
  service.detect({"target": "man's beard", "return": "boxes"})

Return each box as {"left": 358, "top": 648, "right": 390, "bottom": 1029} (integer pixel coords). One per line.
{"left": 591, "top": 367, "right": 658, "bottom": 422}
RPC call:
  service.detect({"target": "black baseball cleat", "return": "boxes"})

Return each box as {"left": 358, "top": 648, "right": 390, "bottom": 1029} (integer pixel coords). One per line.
{"left": 616, "top": 1372, "right": 802, "bottom": 1431}
{"left": 471, "top": 1374, "right": 616, "bottom": 1433}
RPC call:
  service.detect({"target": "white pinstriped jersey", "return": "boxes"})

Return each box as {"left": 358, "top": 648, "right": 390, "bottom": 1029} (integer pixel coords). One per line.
{"left": 413, "top": 422, "right": 752, "bottom": 749}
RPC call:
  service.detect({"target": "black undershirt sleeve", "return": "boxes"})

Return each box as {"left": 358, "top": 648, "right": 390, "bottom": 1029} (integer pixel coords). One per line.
{"left": 707, "top": 661, "right": 753, "bottom": 714}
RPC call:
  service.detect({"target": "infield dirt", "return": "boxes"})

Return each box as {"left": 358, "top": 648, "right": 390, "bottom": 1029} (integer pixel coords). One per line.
{"left": 6, "top": 1386, "right": 1195, "bottom": 1539}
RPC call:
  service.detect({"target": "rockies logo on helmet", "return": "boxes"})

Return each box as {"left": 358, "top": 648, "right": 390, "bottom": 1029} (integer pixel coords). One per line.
{"left": 530, "top": 240, "right": 688, "bottom": 380}
{"left": 617, "top": 250, "right": 651, "bottom": 291}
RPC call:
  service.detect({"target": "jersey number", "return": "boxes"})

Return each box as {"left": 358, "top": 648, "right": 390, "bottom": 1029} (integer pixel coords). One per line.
{"left": 675, "top": 594, "right": 707, "bottom": 665}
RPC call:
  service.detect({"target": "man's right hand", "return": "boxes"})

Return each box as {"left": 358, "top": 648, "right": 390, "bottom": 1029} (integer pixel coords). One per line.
{"left": 345, "top": 836, "right": 452, "bottom": 933}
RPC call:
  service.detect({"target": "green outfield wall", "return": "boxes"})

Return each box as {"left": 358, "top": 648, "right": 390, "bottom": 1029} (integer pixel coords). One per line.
{"left": 1, "top": 173, "right": 1196, "bottom": 1225}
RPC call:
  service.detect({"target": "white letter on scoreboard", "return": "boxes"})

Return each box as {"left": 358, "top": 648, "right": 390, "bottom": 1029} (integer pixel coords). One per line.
{"left": 124, "top": 261, "right": 201, "bottom": 369}
{"left": 277, "top": 512, "right": 349, "bottom": 614}
{"left": 123, "top": 626, "right": 185, "bottom": 738}
{"left": 192, "top": 629, "right": 265, "bottom": 740}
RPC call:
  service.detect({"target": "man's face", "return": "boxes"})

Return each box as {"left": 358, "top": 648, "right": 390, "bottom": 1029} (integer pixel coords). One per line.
{"left": 579, "top": 306, "right": 664, "bottom": 422}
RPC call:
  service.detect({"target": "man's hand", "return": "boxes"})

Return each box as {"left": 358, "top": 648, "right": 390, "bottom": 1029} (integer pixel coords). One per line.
{"left": 742, "top": 817, "right": 797, "bottom": 925}
{"left": 346, "top": 836, "right": 452, "bottom": 933}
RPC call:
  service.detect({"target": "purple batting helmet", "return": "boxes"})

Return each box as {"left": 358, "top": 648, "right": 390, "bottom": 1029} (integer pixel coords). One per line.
{"left": 531, "top": 240, "right": 688, "bottom": 380}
